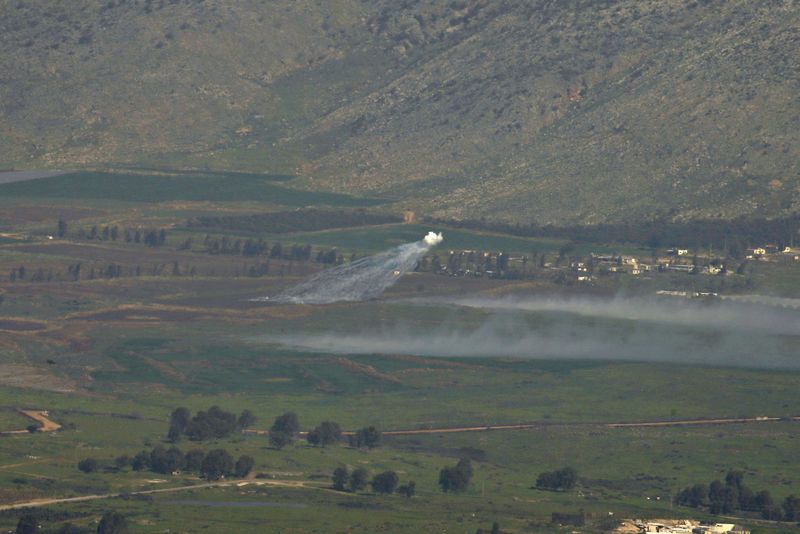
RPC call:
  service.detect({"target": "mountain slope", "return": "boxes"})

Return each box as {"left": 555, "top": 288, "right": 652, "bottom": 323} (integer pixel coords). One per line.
{"left": 1, "top": 0, "right": 798, "bottom": 224}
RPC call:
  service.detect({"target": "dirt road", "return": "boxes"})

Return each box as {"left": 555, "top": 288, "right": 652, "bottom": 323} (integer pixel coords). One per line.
{"left": 247, "top": 415, "right": 799, "bottom": 438}
{"left": 0, "top": 478, "right": 324, "bottom": 512}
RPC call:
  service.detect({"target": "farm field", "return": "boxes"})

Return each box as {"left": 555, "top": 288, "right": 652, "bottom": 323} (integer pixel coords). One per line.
{"left": 0, "top": 172, "right": 798, "bottom": 533}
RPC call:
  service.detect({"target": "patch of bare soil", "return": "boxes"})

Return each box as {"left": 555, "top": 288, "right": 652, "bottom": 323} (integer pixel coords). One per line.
{"left": 0, "top": 364, "right": 76, "bottom": 393}
{"left": 19, "top": 410, "right": 61, "bottom": 432}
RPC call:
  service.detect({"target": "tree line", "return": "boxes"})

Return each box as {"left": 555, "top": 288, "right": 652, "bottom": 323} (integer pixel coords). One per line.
{"left": 58, "top": 219, "right": 168, "bottom": 247}
{"left": 676, "top": 469, "right": 798, "bottom": 521}
{"left": 167, "top": 406, "right": 255, "bottom": 442}
{"left": 329, "top": 457, "right": 474, "bottom": 497}
{"left": 78, "top": 446, "right": 253, "bottom": 481}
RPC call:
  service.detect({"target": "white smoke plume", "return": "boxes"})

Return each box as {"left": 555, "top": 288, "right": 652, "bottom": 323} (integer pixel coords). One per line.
{"left": 258, "top": 232, "right": 443, "bottom": 304}
{"left": 262, "top": 294, "right": 800, "bottom": 369}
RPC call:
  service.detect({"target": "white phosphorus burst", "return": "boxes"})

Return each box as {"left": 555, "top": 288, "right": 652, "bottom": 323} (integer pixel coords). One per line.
{"left": 256, "top": 232, "right": 443, "bottom": 304}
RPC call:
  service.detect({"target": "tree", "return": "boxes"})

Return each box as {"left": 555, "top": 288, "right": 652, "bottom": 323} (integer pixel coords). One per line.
{"left": 15, "top": 514, "right": 38, "bottom": 534}
{"left": 96, "top": 511, "right": 128, "bottom": 534}
{"left": 26, "top": 424, "right": 39, "bottom": 434}
{"left": 271, "top": 412, "right": 300, "bottom": 435}
{"left": 167, "top": 407, "right": 191, "bottom": 441}
{"left": 114, "top": 455, "right": 131, "bottom": 469}
{"left": 200, "top": 449, "right": 234, "bottom": 480}
{"left": 269, "top": 430, "right": 293, "bottom": 450}
{"left": 352, "top": 426, "right": 381, "bottom": 449}
{"left": 185, "top": 406, "right": 238, "bottom": 441}
{"left": 491, "top": 522, "right": 501, "bottom": 534}
{"left": 332, "top": 466, "right": 349, "bottom": 491}
{"left": 371, "top": 470, "right": 399, "bottom": 494}
{"left": 237, "top": 409, "right": 256, "bottom": 429}
{"left": 78, "top": 458, "right": 98, "bottom": 473}
{"left": 234, "top": 455, "right": 255, "bottom": 478}
{"left": 440, "top": 458, "right": 473, "bottom": 493}
{"left": 350, "top": 467, "right": 369, "bottom": 492}
{"left": 535, "top": 466, "right": 577, "bottom": 491}
{"left": 677, "top": 483, "right": 707, "bottom": 508}
{"left": 184, "top": 449, "right": 206, "bottom": 472}
{"left": 784, "top": 494, "right": 800, "bottom": 522}
{"left": 708, "top": 480, "right": 725, "bottom": 514}
{"left": 397, "top": 481, "right": 416, "bottom": 498}
{"left": 149, "top": 446, "right": 185, "bottom": 474}
{"left": 307, "top": 421, "right": 341, "bottom": 447}
{"left": 131, "top": 450, "right": 150, "bottom": 471}
{"left": 57, "top": 219, "right": 67, "bottom": 238}
{"left": 754, "top": 489, "right": 774, "bottom": 512}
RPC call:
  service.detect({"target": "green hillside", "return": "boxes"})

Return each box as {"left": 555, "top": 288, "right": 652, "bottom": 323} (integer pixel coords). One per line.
{"left": 1, "top": 0, "right": 798, "bottom": 224}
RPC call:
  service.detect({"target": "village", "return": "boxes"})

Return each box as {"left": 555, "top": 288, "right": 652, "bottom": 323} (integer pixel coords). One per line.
{"left": 618, "top": 519, "right": 751, "bottom": 534}
{"left": 420, "top": 243, "right": 800, "bottom": 287}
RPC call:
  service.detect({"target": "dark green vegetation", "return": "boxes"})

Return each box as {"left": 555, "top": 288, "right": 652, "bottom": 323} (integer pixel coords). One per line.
{"left": 2, "top": 1, "right": 799, "bottom": 224}
{"left": 0, "top": 176, "right": 799, "bottom": 533}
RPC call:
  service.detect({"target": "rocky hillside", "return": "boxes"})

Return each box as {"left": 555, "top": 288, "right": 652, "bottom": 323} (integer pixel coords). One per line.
{"left": 1, "top": 0, "right": 798, "bottom": 224}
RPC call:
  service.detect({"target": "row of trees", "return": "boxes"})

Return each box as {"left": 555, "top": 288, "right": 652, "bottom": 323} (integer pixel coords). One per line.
{"left": 167, "top": 406, "right": 255, "bottom": 442}
{"left": 329, "top": 458, "right": 473, "bottom": 497}
{"left": 676, "top": 470, "right": 799, "bottom": 521}
{"left": 331, "top": 466, "right": 415, "bottom": 497}
{"left": 267, "top": 412, "right": 383, "bottom": 451}
{"left": 58, "top": 220, "right": 168, "bottom": 247}
{"left": 79, "top": 446, "right": 253, "bottom": 481}
{"left": 200, "top": 235, "right": 351, "bottom": 266}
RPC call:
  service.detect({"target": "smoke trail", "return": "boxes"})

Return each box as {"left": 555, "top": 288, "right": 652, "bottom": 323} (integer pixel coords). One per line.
{"left": 257, "top": 232, "right": 443, "bottom": 304}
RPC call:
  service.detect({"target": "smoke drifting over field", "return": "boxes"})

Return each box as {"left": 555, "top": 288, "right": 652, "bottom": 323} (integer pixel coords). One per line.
{"left": 258, "top": 232, "right": 443, "bottom": 304}
{"left": 268, "top": 295, "right": 800, "bottom": 369}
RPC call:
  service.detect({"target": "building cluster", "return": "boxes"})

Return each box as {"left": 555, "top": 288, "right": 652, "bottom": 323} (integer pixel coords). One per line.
{"left": 636, "top": 521, "right": 750, "bottom": 534}
{"left": 746, "top": 245, "right": 799, "bottom": 261}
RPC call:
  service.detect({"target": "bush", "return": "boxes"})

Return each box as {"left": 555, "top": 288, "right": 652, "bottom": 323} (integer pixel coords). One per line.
{"left": 234, "top": 455, "right": 255, "bottom": 478}
{"left": 271, "top": 412, "right": 300, "bottom": 435}
{"left": 350, "top": 467, "right": 369, "bottom": 492}
{"left": 200, "top": 449, "right": 234, "bottom": 480}
{"left": 77, "top": 458, "right": 98, "bottom": 473}
{"left": 15, "top": 514, "right": 38, "bottom": 534}
{"left": 97, "top": 511, "right": 128, "bottom": 534}
{"left": 439, "top": 459, "right": 473, "bottom": 493}
{"left": 307, "top": 421, "right": 342, "bottom": 447}
{"left": 352, "top": 426, "right": 381, "bottom": 449}
{"left": 397, "top": 481, "right": 416, "bottom": 498}
{"left": 371, "top": 471, "right": 399, "bottom": 494}
{"left": 536, "top": 467, "right": 577, "bottom": 491}
{"left": 269, "top": 430, "right": 293, "bottom": 450}
{"left": 332, "top": 466, "right": 348, "bottom": 491}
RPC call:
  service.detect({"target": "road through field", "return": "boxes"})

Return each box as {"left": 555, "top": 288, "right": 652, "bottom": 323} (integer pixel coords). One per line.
{"left": 246, "top": 415, "right": 800, "bottom": 438}
{"left": 0, "top": 478, "right": 326, "bottom": 511}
